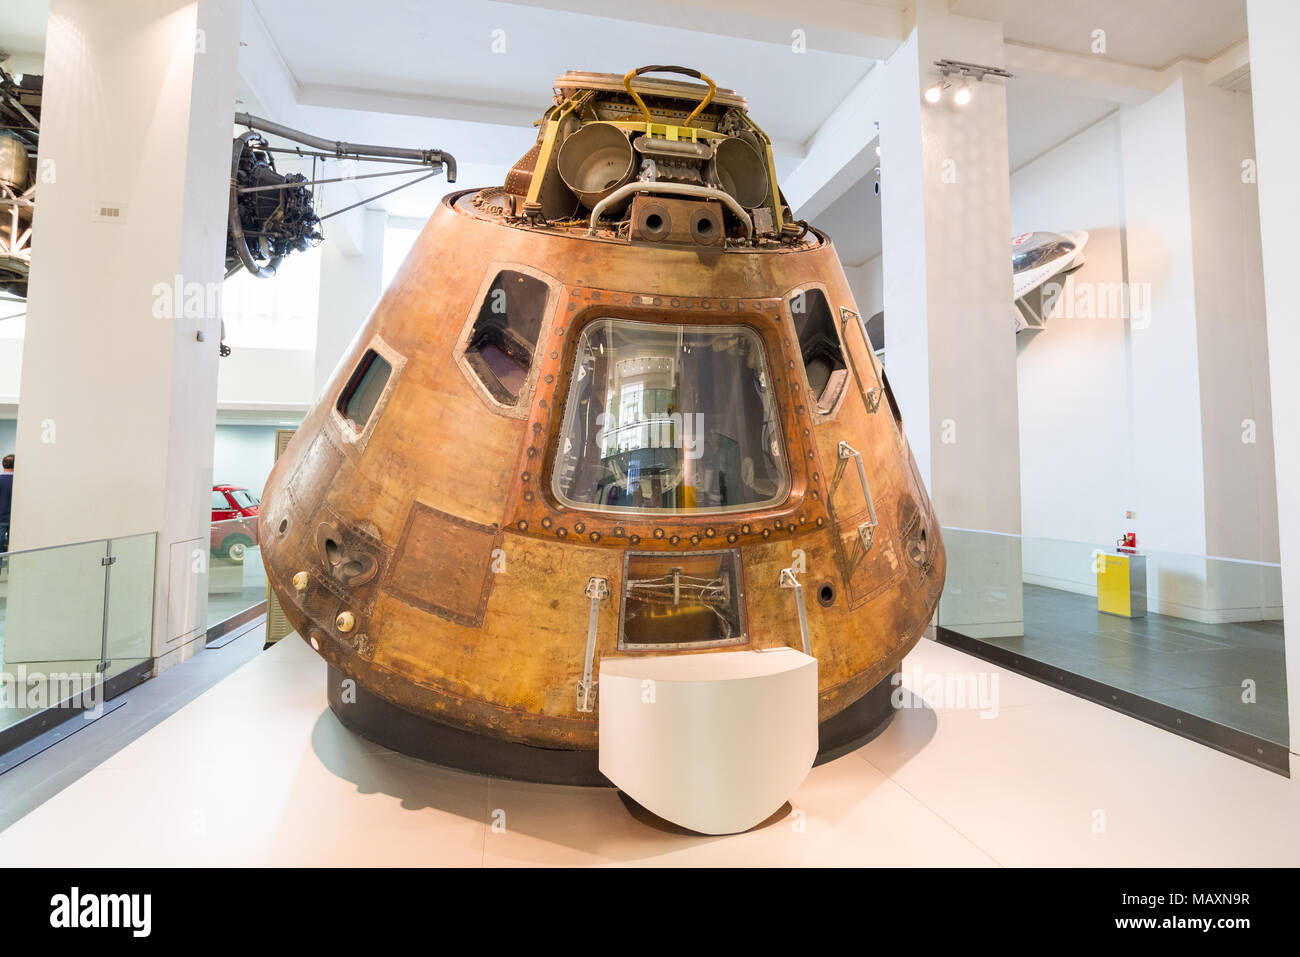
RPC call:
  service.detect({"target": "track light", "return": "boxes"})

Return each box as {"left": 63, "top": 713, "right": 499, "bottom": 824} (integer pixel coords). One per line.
{"left": 925, "top": 58, "right": 1013, "bottom": 106}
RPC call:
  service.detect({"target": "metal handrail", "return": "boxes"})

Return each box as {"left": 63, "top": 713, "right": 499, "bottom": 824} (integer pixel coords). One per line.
{"left": 838, "top": 441, "right": 879, "bottom": 553}
{"left": 586, "top": 181, "right": 754, "bottom": 241}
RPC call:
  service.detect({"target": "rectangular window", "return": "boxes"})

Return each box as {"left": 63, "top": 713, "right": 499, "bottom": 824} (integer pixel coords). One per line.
{"left": 230, "top": 489, "right": 260, "bottom": 508}
{"left": 619, "top": 550, "right": 747, "bottom": 649}
{"left": 337, "top": 349, "right": 392, "bottom": 433}
{"left": 553, "top": 318, "right": 789, "bottom": 514}
{"left": 465, "top": 269, "right": 549, "bottom": 404}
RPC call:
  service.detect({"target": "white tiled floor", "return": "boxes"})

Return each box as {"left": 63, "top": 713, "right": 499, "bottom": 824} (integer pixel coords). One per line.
{"left": 0, "top": 634, "right": 1295, "bottom": 866}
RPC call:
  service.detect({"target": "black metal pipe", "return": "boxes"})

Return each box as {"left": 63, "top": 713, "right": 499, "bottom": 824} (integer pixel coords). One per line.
{"left": 233, "top": 112, "right": 456, "bottom": 182}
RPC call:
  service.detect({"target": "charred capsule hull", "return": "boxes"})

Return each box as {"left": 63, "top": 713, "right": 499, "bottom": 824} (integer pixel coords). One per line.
{"left": 260, "top": 189, "right": 945, "bottom": 774}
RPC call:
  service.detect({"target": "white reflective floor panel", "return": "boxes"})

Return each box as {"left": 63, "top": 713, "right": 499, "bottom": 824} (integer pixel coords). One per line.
{"left": 0, "top": 634, "right": 1296, "bottom": 866}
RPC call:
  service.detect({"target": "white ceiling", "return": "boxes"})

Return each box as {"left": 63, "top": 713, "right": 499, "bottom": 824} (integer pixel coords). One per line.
{"left": 951, "top": 0, "right": 1247, "bottom": 69}
{"left": 250, "top": 0, "right": 873, "bottom": 152}
{"left": 3, "top": 0, "right": 1254, "bottom": 246}
{"left": 0, "top": 0, "right": 46, "bottom": 67}
{"left": 0, "top": 1, "right": 45, "bottom": 55}
{"left": 1005, "top": 80, "right": 1117, "bottom": 171}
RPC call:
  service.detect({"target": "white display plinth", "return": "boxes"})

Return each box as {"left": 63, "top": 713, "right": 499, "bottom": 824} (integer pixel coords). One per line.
{"left": 598, "top": 648, "right": 818, "bottom": 835}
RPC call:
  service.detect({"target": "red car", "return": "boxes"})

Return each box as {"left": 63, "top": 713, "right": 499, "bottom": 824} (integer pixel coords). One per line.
{"left": 211, "top": 484, "right": 260, "bottom": 563}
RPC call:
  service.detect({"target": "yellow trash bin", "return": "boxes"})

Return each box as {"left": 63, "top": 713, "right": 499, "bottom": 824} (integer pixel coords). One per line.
{"left": 1097, "top": 552, "right": 1147, "bottom": 618}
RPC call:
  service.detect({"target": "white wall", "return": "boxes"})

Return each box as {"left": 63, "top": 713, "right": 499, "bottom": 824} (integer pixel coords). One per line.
{"left": 213, "top": 423, "right": 281, "bottom": 497}
{"left": 844, "top": 255, "right": 884, "bottom": 322}
{"left": 1247, "top": 0, "right": 1300, "bottom": 753}
{"left": 1011, "top": 112, "right": 1133, "bottom": 593}
{"left": 1011, "top": 82, "right": 1279, "bottom": 621}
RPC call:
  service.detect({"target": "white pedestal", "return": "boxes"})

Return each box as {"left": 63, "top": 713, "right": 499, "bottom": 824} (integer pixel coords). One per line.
{"left": 598, "top": 648, "right": 818, "bottom": 835}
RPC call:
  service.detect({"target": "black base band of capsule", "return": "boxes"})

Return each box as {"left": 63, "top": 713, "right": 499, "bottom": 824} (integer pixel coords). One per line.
{"left": 326, "top": 664, "right": 898, "bottom": 787}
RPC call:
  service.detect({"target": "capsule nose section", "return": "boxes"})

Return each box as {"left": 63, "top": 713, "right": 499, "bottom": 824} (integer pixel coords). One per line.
{"left": 597, "top": 648, "right": 818, "bottom": 834}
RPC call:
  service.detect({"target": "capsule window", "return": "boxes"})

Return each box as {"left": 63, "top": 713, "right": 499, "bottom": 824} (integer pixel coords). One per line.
{"left": 337, "top": 349, "right": 392, "bottom": 433}
{"left": 465, "top": 270, "right": 549, "bottom": 404}
{"left": 788, "top": 288, "right": 847, "bottom": 414}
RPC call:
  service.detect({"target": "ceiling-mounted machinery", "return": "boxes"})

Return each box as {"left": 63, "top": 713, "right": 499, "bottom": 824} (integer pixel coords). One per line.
{"left": 226, "top": 113, "right": 457, "bottom": 279}
{"left": 0, "top": 64, "right": 39, "bottom": 302}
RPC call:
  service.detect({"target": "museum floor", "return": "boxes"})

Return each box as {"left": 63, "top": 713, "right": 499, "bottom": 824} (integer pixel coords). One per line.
{"left": 0, "top": 627, "right": 1296, "bottom": 866}
{"left": 976, "top": 584, "right": 1288, "bottom": 744}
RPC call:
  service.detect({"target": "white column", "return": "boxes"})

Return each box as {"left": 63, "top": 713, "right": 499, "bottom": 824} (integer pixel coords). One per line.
{"left": 313, "top": 208, "right": 386, "bottom": 396}
{"left": 1247, "top": 0, "right": 1300, "bottom": 754}
{"left": 9, "top": 0, "right": 240, "bottom": 672}
{"left": 878, "top": 0, "right": 1023, "bottom": 637}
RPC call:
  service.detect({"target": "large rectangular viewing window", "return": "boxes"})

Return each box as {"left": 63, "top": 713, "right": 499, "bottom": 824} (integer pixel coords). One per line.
{"left": 337, "top": 349, "right": 392, "bottom": 433}
{"left": 552, "top": 318, "right": 789, "bottom": 514}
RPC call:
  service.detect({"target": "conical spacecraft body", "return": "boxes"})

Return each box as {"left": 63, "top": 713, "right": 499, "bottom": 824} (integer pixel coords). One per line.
{"left": 261, "top": 68, "right": 945, "bottom": 781}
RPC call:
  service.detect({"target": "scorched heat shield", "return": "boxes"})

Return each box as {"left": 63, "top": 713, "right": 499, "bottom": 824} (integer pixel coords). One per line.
{"left": 260, "top": 67, "right": 946, "bottom": 784}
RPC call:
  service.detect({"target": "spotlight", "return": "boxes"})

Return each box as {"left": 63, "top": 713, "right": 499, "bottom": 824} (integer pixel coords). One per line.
{"left": 924, "top": 82, "right": 944, "bottom": 104}
{"left": 953, "top": 82, "right": 973, "bottom": 106}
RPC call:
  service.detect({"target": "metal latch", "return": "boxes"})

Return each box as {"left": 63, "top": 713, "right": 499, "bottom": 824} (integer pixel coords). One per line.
{"left": 838, "top": 441, "right": 879, "bottom": 553}
{"left": 101, "top": 555, "right": 117, "bottom": 566}
{"left": 779, "top": 567, "right": 812, "bottom": 656}
{"left": 577, "top": 577, "right": 609, "bottom": 713}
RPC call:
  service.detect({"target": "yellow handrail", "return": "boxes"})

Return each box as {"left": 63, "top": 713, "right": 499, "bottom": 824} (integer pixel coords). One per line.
{"left": 622, "top": 65, "right": 717, "bottom": 129}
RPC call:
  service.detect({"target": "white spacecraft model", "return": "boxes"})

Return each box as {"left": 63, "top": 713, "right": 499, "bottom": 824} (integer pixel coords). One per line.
{"left": 1011, "top": 230, "right": 1089, "bottom": 331}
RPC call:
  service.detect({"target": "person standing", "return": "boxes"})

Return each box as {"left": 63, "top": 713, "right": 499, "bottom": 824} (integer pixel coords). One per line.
{"left": 0, "top": 454, "right": 14, "bottom": 553}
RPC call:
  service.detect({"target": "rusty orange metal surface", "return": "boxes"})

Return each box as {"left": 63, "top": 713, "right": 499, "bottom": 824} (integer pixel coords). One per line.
{"left": 260, "top": 70, "right": 945, "bottom": 761}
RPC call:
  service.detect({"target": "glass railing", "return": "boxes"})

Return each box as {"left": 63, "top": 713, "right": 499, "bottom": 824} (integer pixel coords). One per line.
{"left": 937, "top": 527, "right": 1288, "bottom": 748}
{"left": 0, "top": 534, "right": 157, "bottom": 739}
{"left": 206, "top": 515, "right": 266, "bottom": 631}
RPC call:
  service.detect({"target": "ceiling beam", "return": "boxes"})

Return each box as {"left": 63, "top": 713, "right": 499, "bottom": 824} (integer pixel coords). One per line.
{"left": 783, "top": 66, "right": 884, "bottom": 219}
{"left": 1205, "top": 38, "right": 1250, "bottom": 89}
{"left": 492, "top": 0, "right": 906, "bottom": 59}
{"left": 1001, "top": 41, "right": 1171, "bottom": 105}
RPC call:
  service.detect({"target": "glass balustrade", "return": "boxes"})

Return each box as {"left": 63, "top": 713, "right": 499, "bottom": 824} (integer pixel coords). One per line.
{"left": 0, "top": 534, "right": 157, "bottom": 748}
{"left": 206, "top": 515, "right": 266, "bottom": 632}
